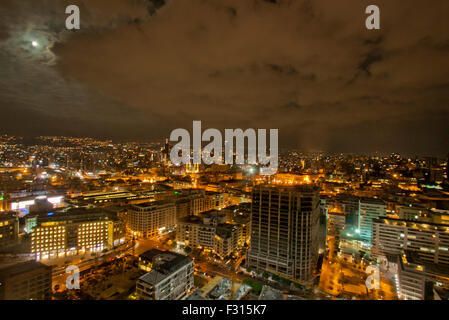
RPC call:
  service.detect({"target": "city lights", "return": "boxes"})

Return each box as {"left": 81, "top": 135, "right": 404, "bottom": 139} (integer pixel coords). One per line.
{"left": 0, "top": 0, "right": 447, "bottom": 309}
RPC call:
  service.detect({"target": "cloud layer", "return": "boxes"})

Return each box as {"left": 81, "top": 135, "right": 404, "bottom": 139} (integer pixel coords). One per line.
{"left": 0, "top": 0, "right": 448, "bottom": 155}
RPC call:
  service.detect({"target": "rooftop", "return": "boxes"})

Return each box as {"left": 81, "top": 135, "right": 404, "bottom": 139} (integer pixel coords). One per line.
{"left": 0, "top": 261, "right": 51, "bottom": 279}
{"left": 138, "top": 249, "right": 192, "bottom": 285}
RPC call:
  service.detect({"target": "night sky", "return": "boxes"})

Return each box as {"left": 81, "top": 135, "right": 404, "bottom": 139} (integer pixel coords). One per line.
{"left": 0, "top": 0, "right": 448, "bottom": 156}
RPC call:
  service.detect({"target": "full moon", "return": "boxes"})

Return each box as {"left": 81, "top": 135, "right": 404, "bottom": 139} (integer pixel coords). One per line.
{"left": 31, "top": 40, "right": 39, "bottom": 47}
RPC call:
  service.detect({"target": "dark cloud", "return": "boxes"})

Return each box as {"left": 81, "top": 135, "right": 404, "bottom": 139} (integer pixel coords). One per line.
{"left": 0, "top": 0, "right": 448, "bottom": 156}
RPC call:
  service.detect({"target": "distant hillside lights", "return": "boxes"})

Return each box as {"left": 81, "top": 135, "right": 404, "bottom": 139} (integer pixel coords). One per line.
{"left": 169, "top": 121, "right": 278, "bottom": 175}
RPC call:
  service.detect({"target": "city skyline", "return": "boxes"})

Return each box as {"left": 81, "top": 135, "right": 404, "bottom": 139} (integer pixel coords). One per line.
{"left": 0, "top": 0, "right": 448, "bottom": 156}
{"left": 2, "top": 0, "right": 449, "bottom": 305}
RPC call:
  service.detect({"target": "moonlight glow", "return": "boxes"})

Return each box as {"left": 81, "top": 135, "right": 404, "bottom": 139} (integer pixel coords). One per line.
{"left": 31, "top": 41, "right": 39, "bottom": 47}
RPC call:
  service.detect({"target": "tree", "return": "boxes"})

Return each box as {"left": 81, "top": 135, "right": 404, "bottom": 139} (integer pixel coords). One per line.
{"left": 184, "top": 246, "right": 192, "bottom": 254}
{"left": 243, "top": 278, "right": 262, "bottom": 294}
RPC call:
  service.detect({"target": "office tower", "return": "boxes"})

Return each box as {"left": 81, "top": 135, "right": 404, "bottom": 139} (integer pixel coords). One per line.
{"left": 359, "top": 198, "right": 386, "bottom": 243}
{"left": 161, "top": 138, "right": 170, "bottom": 166}
{"left": 30, "top": 209, "right": 126, "bottom": 260}
{"left": 337, "top": 196, "right": 386, "bottom": 244}
{"left": 0, "top": 212, "right": 19, "bottom": 247}
{"left": 0, "top": 261, "right": 52, "bottom": 300}
{"left": 340, "top": 196, "right": 360, "bottom": 230}
{"left": 136, "top": 249, "right": 194, "bottom": 300}
{"left": 127, "top": 200, "right": 176, "bottom": 238}
{"left": 247, "top": 185, "right": 321, "bottom": 282}
{"left": 372, "top": 217, "right": 449, "bottom": 265}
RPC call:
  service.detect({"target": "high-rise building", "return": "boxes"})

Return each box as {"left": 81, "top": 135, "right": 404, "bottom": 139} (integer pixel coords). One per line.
{"left": 372, "top": 217, "right": 449, "bottom": 265}
{"left": 247, "top": 185, "right": 321, "bottom": 282}
{"left": 359, "top": 198, "right": 386, "bottom": 243}
{"left": 136, "top": 249, "right": 194, "bottom": 300}
{"left": 127, "top": 200, "right": 176, "bottom": 238}
{"left": 336, "top": 196, "right": 386, "bottom": 244}
{"left": 0, "top": 261, "right": 52, "bottom": 300}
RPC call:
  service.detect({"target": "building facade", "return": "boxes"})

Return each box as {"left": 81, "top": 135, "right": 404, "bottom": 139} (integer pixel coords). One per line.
{"left": 0, "top": 212, "right": 19, "bottom": 247}
{"left": 0, "top": 261, "right": 52, "bottom": 300}
{"left": 30, "top": 209, "right": 126, "bottom": 260}
{"left": 127, "top": 200, "right": 176, "bottom": 238}
{"left": 359, "top": 198, "right": 387, "bottom": 243}
{"left": 136, "top": 249, "right": 194, "bottom": 300}
{"left": 372, "top": 217, "right": 449, "bottom": 266}
{"left": 247, "top": 185, "right": 321, "bottom": 282}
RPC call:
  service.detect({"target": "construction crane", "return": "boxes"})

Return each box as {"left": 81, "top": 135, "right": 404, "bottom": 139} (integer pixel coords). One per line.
{"left": 230, "top": 262, "right": 237, "bottom": 300}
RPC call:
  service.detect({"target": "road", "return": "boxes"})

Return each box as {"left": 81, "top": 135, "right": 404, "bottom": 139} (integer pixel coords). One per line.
{"left": 50, "top": 238, "right": 161, "bottom": 291}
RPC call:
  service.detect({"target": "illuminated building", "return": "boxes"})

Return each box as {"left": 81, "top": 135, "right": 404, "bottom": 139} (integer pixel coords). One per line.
{"left": 127, "top": 200, "right": 176, "bottom": 238}
{"left": 232, "top": 213, "right": 251, "bottom": 246}
{"left": 185, "top": 163, "right": 199, "bottom": 174}
{"left": 0, "top": 261, "right": 52, "bottom": 300}
{"left": 397, "top": 206, "right": 428, "bottom": 221}
{"left": 0, "top": 212, "right": 19, "bottom": 247}
{"left": 337, "top": 196, "right": 386, "bottom": 244}
{"left": 395, "top": 252, "right": 429, "bottom": 300}
{"left": 359, "top": 198, "right": 387, "bottom": 243}
{"left": 214, "top": 224, "right": 239, "bottom": 258}
{"left": 170, "top": 189, "right": 207, "bottom": 220}
{"left": 157, "top": 189, "right": 226, "bottom": 222}
{"left": 164, "top": 138, "right": 170, "bottom": 164}
{"left": 372, "top": 217, "right": 449, "bottom": 265}
{"left": 136, "top": 249, "right": 194, "bottom": 300}
{"left": 386, "top": 251, "right": 449, "bottom": 300}
{"left": 30, "top": 209, "right": 126, "bottom": 260}
{"left": 205, "top": 191, "right": 226, "bottom": 211}
{"left": 177, "top": 210, "right": 245, "bottom": 257}
{"left": 0, "top": 192, "right": 6, "bottom": 211}
{"left": 247, "top": 185, "right": 321, "bottom": 282}
{"left": 327, "top": 211, "right": 346, "bottom": 236}
{"left": 9, "top": 194, "right": 64, "bottom": 216}
{"left": 177, "top": 215, "right": 216, "bottom": 250}
{"left": 69, "top": 190, "right": 159, "bottom": 207}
